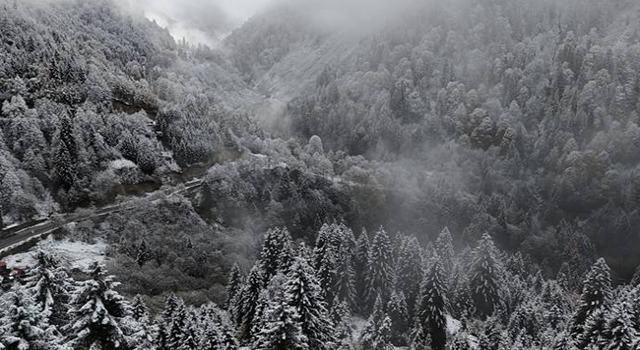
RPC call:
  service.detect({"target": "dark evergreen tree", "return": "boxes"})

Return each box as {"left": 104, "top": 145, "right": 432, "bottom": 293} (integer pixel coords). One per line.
{"left": 387, "top": 290, "right": 409, "bottom": 345}
{"left": 23, "top": 251, "right": 72, "bottom": 326}
{"left": 449, "top": 333, "right": 471, "bottom": 350}
{"left": 259, "top": 227, "right": 294, "bottom": 285}
{"left": 435, "top": 227, "right": 455, "bottom": 273}
{"left": 416, "top": 259, "right": 449, "bottom": 350}
{"left": 360, "top": 295, "right": 385, "bottom": 350}
{"left": 236, "top": 264, "right": 264, "bottom": 341}
{"left": 373, "top": 316, "right": 395, "bottom": 350}
{"left": 578, "top": 308, "right": 607, "bottom": 348}
{"left": 601, "top": 298, "right": 638, "bottom": 350}
{"left": 286, "top": 256, "right": 337, "bottom": 350}
{"left": 131, "top": 295, "right": 148, "bottom": 321}
{"left": 570, "top": 258, "right": 612, "bottom": 340}
{"left": 468, "top": 233, "right": 504, "bottom": 319}
{"left": 225, "top": 263, "right": 243, "bottom": 311}
{"left": 167, "top": 299, "right": 189, "bottom": 349}
{"left": 365, "top": 227, "right": 395, "bottom": 312}
{"left": 0, "top": 287, "right": 62, "bottom": 350}
{"left": 66, "top": 263, "right": 131, "bottom": 350}
{"left": 395, "top": 234, "right": 422, "bottom": 319}
{"left": 251, "top": 281, "right": 308, "bottom": 350}
{"left": 354, "top": 228, "right": 370, "bottom": 313}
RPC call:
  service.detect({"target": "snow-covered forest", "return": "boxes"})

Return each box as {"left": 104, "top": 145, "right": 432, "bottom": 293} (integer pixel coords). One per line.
{"left": 1, "top": 0, "right": 640, "bottom": 349}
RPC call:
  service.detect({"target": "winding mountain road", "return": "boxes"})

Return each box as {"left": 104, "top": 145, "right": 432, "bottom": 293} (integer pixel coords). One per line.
{"left": 0, "top": 178, "right": 205, "bottom": 256}
{"left": 0, "top": 152, "right": 364, "bottom": 257}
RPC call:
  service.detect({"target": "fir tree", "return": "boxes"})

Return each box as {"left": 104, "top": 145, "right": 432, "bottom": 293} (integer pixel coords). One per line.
{"left": 314, "top": 222, "right": 355, "bottom": 308}
{"left": 435, "top": 227, "right": 455, "bottom": 273}
{"left": 478, "top": 315, "right": 502, "bottom": 350}
{"left": 131, "top": 295, "right": 148, "bottom": 321}
{"left": 251, "top": 280, "right": 308, "bottom": 350}
{"left": 331, "top": 299, "right": 354, "bottom": 350}
{"left": 570, "top": 258, "right": 612, "bottom": 340}
{"left": 449, "top": 333, "right": 471, "bottom": 350}
{"left": 167, "top": 300, "right": 189, "bottom": 350}
{"left": 468, "top": 233, "right": 504, "bottom": 319}
{"left": 259, "top": 227, "right": 294, "bottom": 285}
{"left": 578, "top": 308, "right": 607, "bottom": 348}
{"left": 23, "top": 251, "right": 72, "bottom": 326}
{"left": 66, "top": 263, "right": 131, "bottom": 350}
{"left": 373, "top": 316, "right": 395, "bottom": 350}
{"left": 0, "top": 287, "right": 62, "bottom": 350}
{"left": 395, "top": 234, "right": 422, "bottom": 319}
{"left": 354, "top": 228, "right": 370, "bottom": 313}
{"left": 236, "top": 264, "right": 264, "bottom": 341}
{"left": 286, "top": 256, "right": 337, "bottom": 350}
{"left": 365, "top": 227, "right": 395, "bottom": 312}
{"left": 387, "top": 290, "right": 409, "bottom": 345}
{"left": 199, "top": 322, "right": 223, "bottom": 350}
{"left": 225, "top": 263, "right": 243, "bottom": 312}
{"left": 601, "top": 298, "right": 638, "bottom": 350}
{"left": 416, "top": 259, "right": 449, "bottom": 350}
{"left": 360, "top": 295, "right": 385, "bottom": 350}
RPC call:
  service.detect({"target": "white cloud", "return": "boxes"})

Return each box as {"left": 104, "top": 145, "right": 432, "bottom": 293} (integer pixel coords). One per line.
{"left": 119, "top": 0, "right": 272, "bottom": 46}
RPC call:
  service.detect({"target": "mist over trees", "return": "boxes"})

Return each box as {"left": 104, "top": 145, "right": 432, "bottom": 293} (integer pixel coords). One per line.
{"left": 2, "top": 0, "right": 640, "bottom": 349}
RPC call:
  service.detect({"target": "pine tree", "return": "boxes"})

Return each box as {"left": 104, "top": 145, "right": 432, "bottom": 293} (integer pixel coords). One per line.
{"left": 435, "top": 227, "right": 455, "bottom": 273}
{"left": 334, "top": 236, "right": 356, "bottom": 308}
{"left": 570, "top": 258, "right": 612, "bottom": 340}
{"left": 468, "top": 233, "right": 504, "bottom": 319}
{"left": 199, "top": 322, "right": 223, "bottom": 350}
{"left": 66, "top": 263, "right": 131, "bottom": 350}
{"left": 131, "top": 295, "right": 148, "bottom": 321}
{"left": 129, "top": 297, "right": 156, "bottom": 350}
{"left": 167, "top": 300, "right": 189, "bottom": 349}
{"left": 0, "top": 287, "right": 62, "bottom": 350}
{"left": 331, "top": 299, "right": 354, "bottom": 350}
{"left": 177, "top": 316, "right": 199, "bottom": 350}
{"left": 387, "top": 290, "right": 409, "bottom": 345}
{"left": 236, "top": 264, "right": 264, "bottom": 341}
{"left": 450, "top": 267, "right": 474, "bottom": 320}
{"left": 354, "top": 228, "right": 370, "bottom": 313}
{"left": 449, "top": 333, "right": 471, "bottom": 350}
{"left": 579, "top": 308, "right": 607, "bottom": 348}
{"left": 395, "top": 234, "right": 422, "bottom": 319}
{"left": 373, "top": 316, "right": 395, "bottom": 350}
{"left": 365, "top": 227, "right": 395, "bottom": 312}
{"left": 23, "top": 251, "right": 72, "bottom": 326}
{"left": 601, "top": 298, "right": 638, "bottom": 350}
{"left": 286, "top": 256, "right": 337, "bottom": 350}
{"left": 52, "top": 114, "right": 78, "bottom": 190}
{"left": 259, "top": 227, "right": 294, "bottom": 285}
{"left": 225, "top": 263, "right": 243, "bottom": 312}
{"left": 161, "top": 293, "right": 180, "bottom": 330}
{"left": 251, "top": 279, "right": 308, "bottom": 350}
{"left": 314, "top": 222, "right": 355, "bottom": 308}
{"left": 478, "top": 318, "right": 502, "bottom": 350}
{"left": 416, "top": 259, "right": 449, "bottom": 350}
{"left": 360, "top": 295, "right": 385, "bottom": 350}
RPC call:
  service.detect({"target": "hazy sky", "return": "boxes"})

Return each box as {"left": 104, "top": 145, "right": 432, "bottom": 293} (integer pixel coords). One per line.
{"left": 120, "top": 0, "right": 423, "bottom": 46}
{"left": 120, "top": 0, "right": 272, "bottom": 46}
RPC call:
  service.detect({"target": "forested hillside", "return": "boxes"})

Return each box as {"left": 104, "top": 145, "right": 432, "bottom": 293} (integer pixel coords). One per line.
{"left": 2, "top": 0, "right": 640, "bottom": 349}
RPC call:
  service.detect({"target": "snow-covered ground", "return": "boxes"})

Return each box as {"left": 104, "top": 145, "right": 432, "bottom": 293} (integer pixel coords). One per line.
{"left": 3, "top": 236, "right": 107, "bottom": 270}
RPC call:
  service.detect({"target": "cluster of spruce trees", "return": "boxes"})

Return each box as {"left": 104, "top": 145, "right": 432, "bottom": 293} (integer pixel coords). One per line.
{"left": 2, "top": 223, "right": 640, "bottom": 350}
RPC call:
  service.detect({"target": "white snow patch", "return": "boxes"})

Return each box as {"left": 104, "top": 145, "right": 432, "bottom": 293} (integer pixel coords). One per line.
{"left": 446, "top": 315, "right": 462, "bottom": 334}
{"left": 351, "top": 317, "right": 367, "bottom": 340}
{"left": 3, "top": 236, "right": 107, "bottom": 270}
{"left": 109, "top": 158, "right": 138, "bottom": 170}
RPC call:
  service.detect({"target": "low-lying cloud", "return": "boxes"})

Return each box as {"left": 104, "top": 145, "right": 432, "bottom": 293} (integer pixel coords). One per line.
{"left": 117, "top": 0, "right": 272, "bottom": 46}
